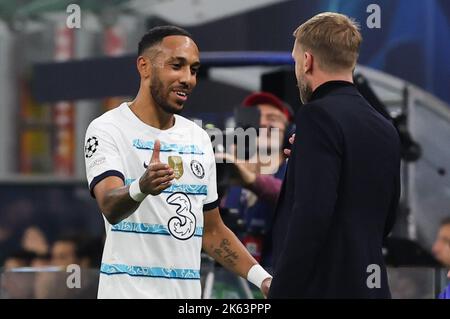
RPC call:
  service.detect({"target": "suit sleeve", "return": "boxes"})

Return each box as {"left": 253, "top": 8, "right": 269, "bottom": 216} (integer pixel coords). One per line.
{"left": 384, "top": 147, "right": 401, "bottom": 238}
{"left": 269, "top": 105, "right": 343, "bottom": 298}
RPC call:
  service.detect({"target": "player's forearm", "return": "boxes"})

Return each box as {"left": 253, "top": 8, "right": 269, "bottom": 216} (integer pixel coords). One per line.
{"left": 202, "top": 224, "right": 257, "bottom": 279}
{"left": 100, "top": 185, "right": 141, "bottom": 225}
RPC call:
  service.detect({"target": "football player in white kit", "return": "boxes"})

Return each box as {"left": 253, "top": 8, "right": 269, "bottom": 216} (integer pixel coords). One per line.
{"left": 84, "top": 26, "right": 272, "bottom": 298}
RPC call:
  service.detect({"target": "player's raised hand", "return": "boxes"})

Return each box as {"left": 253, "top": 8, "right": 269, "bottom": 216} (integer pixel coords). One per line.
{"left": 139, "top": 140, "right": 175, "bottom": 195}
{"left": 150, "top": 139, "right": 162, "bottom": 163}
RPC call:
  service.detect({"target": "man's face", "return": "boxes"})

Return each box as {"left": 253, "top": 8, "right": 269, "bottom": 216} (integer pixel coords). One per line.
{"left": 432, "top": 225, "right": 450, "bottom": 267}
{"left": 148, "top": 35, "right": 200, "bottom": 114}
{"left": 51, "top": 241, "right": 78, "bottom": 267}
{"left": 292, "top": 40, "right": 313, "bottom": 104}
{"left": 258, "top": 104, "right": 288, "bottom": 153}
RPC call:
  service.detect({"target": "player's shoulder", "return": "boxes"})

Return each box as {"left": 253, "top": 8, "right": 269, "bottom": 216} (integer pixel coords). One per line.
{"left": 87, "top": 103, "right": 127, "bottom": 131}
{"left": 175, "top": 114, "right": 202, "bottom": 130}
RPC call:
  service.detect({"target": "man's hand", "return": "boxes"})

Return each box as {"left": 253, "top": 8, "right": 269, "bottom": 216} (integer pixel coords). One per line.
{"left": 260, "top": 277, "right": 272, "bottom": 298}
{"left": 283, "top": 133, "right": 295, "bottom": 157}
{"left": 139, "top": 140, "right": 175, "bottom": 195}
{"left": 215, "top": 145, "right": 259, "bottom": 187}
{"left": 233, "top": 160, "right": 258, "bottom": 187}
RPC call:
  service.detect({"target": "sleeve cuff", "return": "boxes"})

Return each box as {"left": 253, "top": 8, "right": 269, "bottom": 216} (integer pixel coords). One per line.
{"left": 89, "top": 170, "right": 125, "bottom": 198}
{"left": 203, "top": 199, "right": 219, "bottom": 212}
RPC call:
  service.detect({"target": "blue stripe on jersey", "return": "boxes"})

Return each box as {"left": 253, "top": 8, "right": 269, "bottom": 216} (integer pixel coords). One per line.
{"left": 100, "top": 263, "right": 200, "bottom": 280}
{"left": 111, "top": 221, "right": 203, "bottom": 237}
{"left": 162, "top": 184, "right": 207, "bottom": 195}
{"left": 124, "top": 179, "right": 207, "bottom": 195}
{"left": 132, "top": 139, "right": 204, "bottom": 155}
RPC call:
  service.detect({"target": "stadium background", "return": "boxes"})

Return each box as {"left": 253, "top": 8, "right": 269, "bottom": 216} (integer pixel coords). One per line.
{"left": 0, "top": 0, "right": 449, "bottom": 298}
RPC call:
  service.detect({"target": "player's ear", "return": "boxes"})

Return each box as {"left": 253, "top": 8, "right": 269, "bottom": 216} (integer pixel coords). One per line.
{"left": 137, "top": 55, "right": 151, "bottom": 79}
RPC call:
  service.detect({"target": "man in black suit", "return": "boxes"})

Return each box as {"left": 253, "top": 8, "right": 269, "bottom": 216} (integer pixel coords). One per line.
{"left": 268, "top": 12, "right": 401, "bottom": 298}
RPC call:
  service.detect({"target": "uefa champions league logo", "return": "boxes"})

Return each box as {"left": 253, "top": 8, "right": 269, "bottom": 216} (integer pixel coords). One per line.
{"left": 85, "top": 136, "right": 99, "bottom": 159}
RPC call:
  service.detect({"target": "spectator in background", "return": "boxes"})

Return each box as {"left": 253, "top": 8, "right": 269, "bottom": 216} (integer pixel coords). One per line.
{"left": 21, "top": 225, "right": 49, "bottom": 257}
{"left": 30, "top": 253, "right": 51, "bottom": 268}
{"left": 432, "top": 217, "right": 450, "bottom": 268}
{"left": 20, "top": 225, "right": 50, "bottom": 292}
{"left": 0, "top": 198, "right": 35, "bottom": 265}
{"left": 1, "top": 249, "right": 37, "bottom": 299}
{"left": 33, "top": 235, "right": 103, "bottom": 299}
{"left": 432, "top": 217, "right": 450, "bottom": 299}
{"left": 51, "top": 235, "right": 80, "bottom": 268}
{"left": 51, "top": 235, "right": 103, "bottom": 268}
{"left": 219, "top": 92, "right": 293, "bottom": 268}
{"left": 2, "top": 249, "right": 37, "bottom": 270}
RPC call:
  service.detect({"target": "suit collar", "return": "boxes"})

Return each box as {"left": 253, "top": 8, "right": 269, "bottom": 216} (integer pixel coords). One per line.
{"left": 310, "top": 80, "right": 356, "bottom": 102}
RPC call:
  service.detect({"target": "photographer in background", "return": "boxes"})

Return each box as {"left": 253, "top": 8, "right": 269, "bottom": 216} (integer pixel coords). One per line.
{"left": 432, "top": 217, "right": 450, "bottom": 299}
{"left": 217, "top": 92, "right": 294, "bottom": 268}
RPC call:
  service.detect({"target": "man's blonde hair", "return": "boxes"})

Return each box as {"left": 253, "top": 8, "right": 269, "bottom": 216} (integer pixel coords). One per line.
{"left": 293, "top": 12, "right": 362, "bottom": 72}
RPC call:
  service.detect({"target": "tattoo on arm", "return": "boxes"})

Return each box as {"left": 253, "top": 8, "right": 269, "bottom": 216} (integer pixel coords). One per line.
{"left": 213, "top": 239, "right": 239, "bottom": 267}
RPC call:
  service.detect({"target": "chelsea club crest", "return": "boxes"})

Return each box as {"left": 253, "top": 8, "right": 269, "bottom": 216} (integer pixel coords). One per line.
{"left": 190, "top": 160, "right": 205, "bottom": 179}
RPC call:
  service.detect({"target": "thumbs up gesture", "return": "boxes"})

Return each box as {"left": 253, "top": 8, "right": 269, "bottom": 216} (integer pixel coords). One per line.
{"left": 139, "top": 140, "right": 175, "bottom": 196}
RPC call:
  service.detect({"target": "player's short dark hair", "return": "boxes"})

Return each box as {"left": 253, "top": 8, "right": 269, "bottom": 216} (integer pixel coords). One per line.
{"left": 138, "top": 25, "right": 193, "bottom": 56}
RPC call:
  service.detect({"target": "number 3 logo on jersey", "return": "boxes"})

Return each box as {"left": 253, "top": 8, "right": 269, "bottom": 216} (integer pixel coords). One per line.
{"left": 166, "top": 192, "right": 196, "bottom": 240}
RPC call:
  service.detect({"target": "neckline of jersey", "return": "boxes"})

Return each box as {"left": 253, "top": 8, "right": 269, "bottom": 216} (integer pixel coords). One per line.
{"left": 121, "top": 102, "right": 180, "bottom": 133}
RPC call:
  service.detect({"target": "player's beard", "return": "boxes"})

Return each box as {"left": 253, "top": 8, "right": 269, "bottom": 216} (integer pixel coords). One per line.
{"left": 298, "top": 72, "right": 313, "bottom": 104}
{"left": 150, "top": 73, "right": 183, "bottom": 115}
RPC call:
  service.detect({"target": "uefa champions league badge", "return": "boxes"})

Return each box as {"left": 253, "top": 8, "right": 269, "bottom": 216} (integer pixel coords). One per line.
{"left": 190, "top": 160, "right": 205, "bottom": 179}
{"left": 85, "top": 136, "right": 99, "bottom": 158}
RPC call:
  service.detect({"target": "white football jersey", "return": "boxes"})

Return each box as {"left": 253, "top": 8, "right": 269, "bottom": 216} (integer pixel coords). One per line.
{"left": 84, "top": 102, "right": 218, "bottom": 299}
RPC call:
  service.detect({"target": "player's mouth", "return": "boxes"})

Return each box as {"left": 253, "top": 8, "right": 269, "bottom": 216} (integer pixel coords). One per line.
{"left": 172, "top": 89, "right": 190, "bottom": 103}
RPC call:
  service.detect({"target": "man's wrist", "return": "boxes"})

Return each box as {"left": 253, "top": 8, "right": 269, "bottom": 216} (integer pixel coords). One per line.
{"left": 243, "top": 171, "right": 257, "bottom": 187}
{"left": 129, "top": 178, "right": 147, "bottom": 202}
{"left": 247, "top": 264, "right": 272, "bottom": 289}
{"left": 237, "top": 166, "right": 256, "bottom": 187}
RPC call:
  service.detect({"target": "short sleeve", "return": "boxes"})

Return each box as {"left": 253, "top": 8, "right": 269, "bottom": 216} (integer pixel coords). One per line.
{"left": 202, "top": 133, "right": 219, "bottom": 212}
{"left": 84, "top": 120, "right": 125, "bottom": 197}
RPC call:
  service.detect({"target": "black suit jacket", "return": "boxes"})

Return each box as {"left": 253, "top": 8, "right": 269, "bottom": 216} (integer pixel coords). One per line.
{"left": 269, "top": 81, "right": 401, "bottom": 299}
